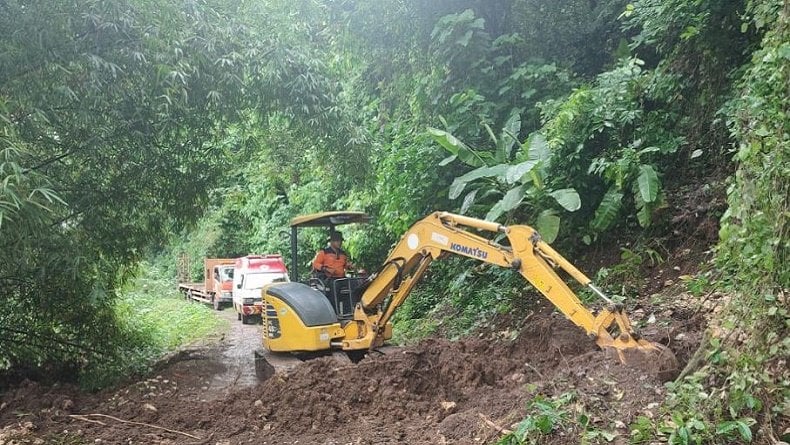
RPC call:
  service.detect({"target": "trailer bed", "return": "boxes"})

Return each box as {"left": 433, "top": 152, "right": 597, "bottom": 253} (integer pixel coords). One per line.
{"left": 178, "top": 282, "right": 213, "bottom": 303}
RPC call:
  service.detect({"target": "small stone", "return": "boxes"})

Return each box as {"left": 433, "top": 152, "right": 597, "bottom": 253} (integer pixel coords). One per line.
{"left": 509, "top": 372, "right": 526, "bottom": 383}
{"left": 440, "top": 401, "right": 456, "bottom": 412}
{"left": 664, "top": 279, "right": 674, "bottom": 287}
{"left": 263, "top": 423, "right": 272, "bottom": 431}
{"left": 143, "top": 403, "right": 157, "bottom": 412}
{"left": 254, "top": 400, "right": 263, "bottom": 407}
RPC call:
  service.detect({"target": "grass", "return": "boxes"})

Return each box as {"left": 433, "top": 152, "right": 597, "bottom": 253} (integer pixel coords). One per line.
{"left": 79, "top": 263, "right": 228, "bottom": 390}
{"left": 114, "top": 271, "right": 227, "bottom": 350}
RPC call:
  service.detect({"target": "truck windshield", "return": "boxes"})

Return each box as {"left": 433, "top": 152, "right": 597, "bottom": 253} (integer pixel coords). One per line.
{"left": 220, "top": 266, "right": 234, "bottom": 281}
{"left": 244, "top": 272, "right": 288, "bottom": 289}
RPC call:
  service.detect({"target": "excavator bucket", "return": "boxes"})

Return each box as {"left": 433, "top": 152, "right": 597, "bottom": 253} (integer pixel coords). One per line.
{"left": 607, "top": 340, "right": 680, "bottom": 381}
{"left": 593, "top": 310, "right": 680, "bottom": 381}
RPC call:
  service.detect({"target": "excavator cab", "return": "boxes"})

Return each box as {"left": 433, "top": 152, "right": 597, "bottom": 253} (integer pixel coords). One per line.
{"left": 307, "top": 275, "right": 367, "bottom": 319}
{"left": 287, "top": 211, "right": 372, "bottom": 320}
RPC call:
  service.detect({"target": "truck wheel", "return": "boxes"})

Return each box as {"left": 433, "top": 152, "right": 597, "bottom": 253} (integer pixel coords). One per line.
{"left": 241, "top": 314, "right": 250, "bottom": 325}
{"left": 237, "top": 311, "right": 241, "bottom": 321}
{"left": 213, "top": 297, "right": 221, "bottom": 311}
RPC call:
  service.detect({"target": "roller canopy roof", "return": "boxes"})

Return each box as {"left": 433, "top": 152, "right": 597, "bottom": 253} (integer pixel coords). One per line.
{"left": 289, "top": 211, "right": 371, "bottom": 228}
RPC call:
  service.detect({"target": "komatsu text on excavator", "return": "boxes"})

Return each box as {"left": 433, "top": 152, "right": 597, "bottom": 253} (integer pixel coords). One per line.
{"left": 254, "top": 211, "right": 677, "bottom": 380}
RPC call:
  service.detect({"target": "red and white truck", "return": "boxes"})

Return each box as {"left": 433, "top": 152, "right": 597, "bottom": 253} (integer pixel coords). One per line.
{"left": 178, "top": 258, "right": 235, "bottom": 310}
{"left": 233, "top": 255, "right": 289, "bottom": 324}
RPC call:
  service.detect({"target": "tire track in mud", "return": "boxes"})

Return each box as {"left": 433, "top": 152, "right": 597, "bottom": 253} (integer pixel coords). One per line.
{"left": 206, "top": 308, "right": 262, "bottom": 398}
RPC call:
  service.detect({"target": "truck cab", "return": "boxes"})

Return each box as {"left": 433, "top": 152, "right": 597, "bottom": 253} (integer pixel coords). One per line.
{"left": 177, "top": 258, "right": 234, "bottom": 310}
{"left": 233, "top": 255, "right": 289, "bottom": 324}
{"left": 212, "top": 264, "right": 235, "bottom": 307}
{"left": 286, "top": 212, "right": 372, "bottom": 320}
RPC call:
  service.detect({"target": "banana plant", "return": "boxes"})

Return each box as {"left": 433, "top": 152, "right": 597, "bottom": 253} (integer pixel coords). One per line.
{"left": 429, "top": 113, "right": 580, "bottom": 243}
{"left": 587, "top": 143, "right": 667, "bottom": 235}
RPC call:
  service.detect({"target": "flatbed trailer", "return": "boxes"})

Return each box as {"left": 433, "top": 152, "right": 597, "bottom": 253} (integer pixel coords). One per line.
{"left": 178, "top": 258, "right": 235, "bottom": 310}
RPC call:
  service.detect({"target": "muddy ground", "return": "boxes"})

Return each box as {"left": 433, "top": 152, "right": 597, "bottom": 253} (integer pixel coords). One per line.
{"left": 0, "top": 287, "right": 709, "bottom": 445}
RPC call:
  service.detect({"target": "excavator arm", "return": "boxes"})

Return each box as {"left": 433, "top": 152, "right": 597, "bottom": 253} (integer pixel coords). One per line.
{"left": 344, "top": 212, "right": 663, "bottom": 361}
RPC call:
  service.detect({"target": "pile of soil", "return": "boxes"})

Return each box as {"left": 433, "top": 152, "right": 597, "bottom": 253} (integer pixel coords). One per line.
{"left": 0, "top": 304, "right": 699, "bottom": 445}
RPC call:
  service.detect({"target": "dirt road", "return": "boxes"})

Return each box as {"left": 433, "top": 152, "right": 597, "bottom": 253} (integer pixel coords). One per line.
{"left": 0, "top": 298, "right": 702, "bottom": 444}
{"left": 204, "top": 308, "right": 262, "bottom": 397}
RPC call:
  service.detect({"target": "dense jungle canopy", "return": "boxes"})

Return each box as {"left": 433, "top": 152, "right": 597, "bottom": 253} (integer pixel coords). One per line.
{"left": 0, "top": 0, "right": 787, "bottom": 442}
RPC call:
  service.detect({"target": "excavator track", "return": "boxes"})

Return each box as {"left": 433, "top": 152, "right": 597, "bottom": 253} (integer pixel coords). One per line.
{"left": 254, "top": 347, "right": 404, "bottom": 381}
{"left": 254, "top": 349, "right": 302, "bottom": 381}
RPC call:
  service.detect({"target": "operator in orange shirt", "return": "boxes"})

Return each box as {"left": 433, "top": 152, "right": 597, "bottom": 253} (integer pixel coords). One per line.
{"left": 312, "top": 231, "right": 354, "bottom": 278}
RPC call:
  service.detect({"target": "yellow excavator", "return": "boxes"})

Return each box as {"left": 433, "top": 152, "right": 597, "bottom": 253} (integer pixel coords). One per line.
{"left": 255, "top": 211, "right": 677, "bottom": 380}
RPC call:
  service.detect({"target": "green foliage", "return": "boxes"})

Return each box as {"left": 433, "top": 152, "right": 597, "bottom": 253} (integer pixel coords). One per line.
{"left": 634, "top": 0, "right": 788, "bottom": 443}
{"left": 673, "top": 1, "right": 789, "bottom": 442}
{"left": 389, "top": 258, "right": 525, "bottom": 342}
{"left": 541, "top": 58, "right": 678, "bottom": 239}
{"left": 431, "top": 119, "right": 581, "bottom": 242}
{"left": 0, "top": 130, "right": 63, "bottom": 229}
{"left": 0, "top": 0, "right": 363, "bottom": 381}
{"left": 81, "top": 264, "right": 226, "bottom": 390}
{"left": 649, "top": 368, "right": 761, "bottom": 444}
{"left": 718, "top": 1, "right": 789, "bottom": 290}
{"left": 497, "top": 392, "right": 575, "bottom": 445}
{"left": 593, "top": 244, "right": 664, "bottom": 299}
{"left": 1, "top": 6, "right": 785, "bottom": 431}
